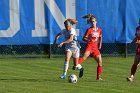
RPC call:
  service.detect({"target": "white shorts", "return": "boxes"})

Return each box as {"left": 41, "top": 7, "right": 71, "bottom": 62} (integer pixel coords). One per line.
{"left": 66, "top": 47, "right": 80, "bottom": 58}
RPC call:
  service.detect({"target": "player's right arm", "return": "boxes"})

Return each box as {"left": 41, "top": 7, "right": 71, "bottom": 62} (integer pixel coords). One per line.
{"left": 82, "top": 28, "right": 94, "bottom": 43}
{"left": 82, "top": 36, "right": 88, "bottom": 42}
{"left": 82, "top": 28, "right": 91, "bottom": 42}
{"left": 53, "top": 33, "right": 61, "bottom": 45}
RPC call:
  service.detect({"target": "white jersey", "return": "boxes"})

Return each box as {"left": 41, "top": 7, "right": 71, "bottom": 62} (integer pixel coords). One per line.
{"left": 60, "top": 28, "right": 77, "bottom": 49}
{"left": 60, "top": 27, "right": 80, "bottom": 58}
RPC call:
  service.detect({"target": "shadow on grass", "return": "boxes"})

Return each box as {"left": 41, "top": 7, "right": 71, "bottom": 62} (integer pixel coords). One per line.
{"left": 0, "top": 78, "right": 52, "bottom": 82}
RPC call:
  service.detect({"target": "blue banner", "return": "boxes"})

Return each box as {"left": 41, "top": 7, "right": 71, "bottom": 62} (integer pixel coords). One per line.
{"left": 0, "top": 0, "right": 140, "bottom": 45}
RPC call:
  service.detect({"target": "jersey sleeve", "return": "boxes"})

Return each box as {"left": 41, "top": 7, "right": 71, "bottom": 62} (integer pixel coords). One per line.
{"left": 70, "top": 28, "right": 76, "bottom": 36}
{"left": 84, "top": 28, "right": 90, "bottom": 37}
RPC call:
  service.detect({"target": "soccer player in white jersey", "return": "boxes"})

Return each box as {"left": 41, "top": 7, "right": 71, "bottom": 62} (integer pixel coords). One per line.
{"left": 53, "top": 19, "right": 84, "bottom": 79}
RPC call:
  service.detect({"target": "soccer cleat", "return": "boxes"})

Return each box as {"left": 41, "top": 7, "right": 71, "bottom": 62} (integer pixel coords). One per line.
{"left": 127, "top": 77, "right": 134, "bottom": 82}
{"left": 79, "top": 68, "right": 84, "bottom": 78}
{"left": 60, "top": 75, "right": 66, "bottom": 79}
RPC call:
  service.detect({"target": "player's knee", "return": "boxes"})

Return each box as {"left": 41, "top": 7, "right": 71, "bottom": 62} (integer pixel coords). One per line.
{"left": 98, "top": 61, "right": 102, "bottom": 66}
{"left": 83, "top": 56, "right": 87, "bottom": 60}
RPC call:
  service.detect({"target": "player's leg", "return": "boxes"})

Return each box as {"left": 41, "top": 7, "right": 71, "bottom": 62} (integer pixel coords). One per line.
{"left": 73, "top": 57, "right": 84, "bottom": 78}
{"left": 78, "top": 50, "right": 90, "bottom": 64}
{"left": 127, "top": 55, "right": 140, "bottom": 81}
{"left": 72, "top": 47, "right": 84, "bottom": 77}
{"left": 73, "top": 58, "right": 77, "bottom": 69}
{"left": 72, "top": 58, "right": 82, "bottom": 70}
{"left": 91, "top": 49, "right": 102, "bottom": 80}
{"left": 78, "top": 45, "right": 91, "bottom": 64}
{"left": 60, "top": 50, "right": 72, "bottom": 79}
{"left": 94, "top": 54, "right": 102, "bottom": 80}
{"left": 73, "top": 57, "right": 83, "bottom": 68}
{"left": 70, "top": 47, "right": 79, "bottom": 70}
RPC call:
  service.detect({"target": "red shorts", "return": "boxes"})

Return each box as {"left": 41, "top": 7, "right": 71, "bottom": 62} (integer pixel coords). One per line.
{"left": 85, "top": 44, "right": 100, "bottom": 57}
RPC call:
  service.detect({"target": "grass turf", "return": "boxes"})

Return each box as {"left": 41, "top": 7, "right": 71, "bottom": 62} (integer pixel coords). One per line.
{"left": 0, "top": 57, "right": 140, "bottom": 93}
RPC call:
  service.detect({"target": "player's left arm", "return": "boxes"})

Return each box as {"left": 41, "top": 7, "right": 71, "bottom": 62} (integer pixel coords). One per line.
{"left": 63, "top": 34, "right": 74, "bottom": 44}
{"left": 99, "top": 36, "right": 102, "bottom": 50}
{"left": 58, "top": 34, "right": 74, "bottom": 47}
{"left": 98, "top": 29, "right": 102, "bottom": 50}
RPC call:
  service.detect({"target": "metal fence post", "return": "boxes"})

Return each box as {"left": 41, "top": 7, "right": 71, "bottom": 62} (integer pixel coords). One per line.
{"left": 49, "top": 44, "right": 51, "bottom": 58}
{"left": 125, "top": 43, "right": 128, "bottom": 58}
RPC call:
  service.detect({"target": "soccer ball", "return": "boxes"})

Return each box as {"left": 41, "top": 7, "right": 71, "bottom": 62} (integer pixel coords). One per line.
{"left": 68, "top": 74, "right": 77, "bottom": 83}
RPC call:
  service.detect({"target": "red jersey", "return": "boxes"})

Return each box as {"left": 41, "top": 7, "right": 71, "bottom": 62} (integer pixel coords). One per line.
{"left": 136, "top": 26, "right": 140, "bottom": 39}
{"left": 84, "top": 27, "right": 102, "bottom": 49}
{"left": 135, "top": 26, "right": 140, "bottom": 54}
{"left": 135, "top": 26, "right": 140, "bottom": 48}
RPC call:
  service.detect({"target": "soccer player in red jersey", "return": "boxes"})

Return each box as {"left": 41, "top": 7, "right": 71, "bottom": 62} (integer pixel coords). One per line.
{"left": 127, "top": 19, "right": 140, "bottom": 81}
{"left": 78, "top": 16, "right": 103, "bottom": 80}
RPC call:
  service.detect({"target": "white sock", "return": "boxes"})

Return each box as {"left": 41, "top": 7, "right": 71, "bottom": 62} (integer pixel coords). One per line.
{"left": 76, "top": 64, "right": 82, "bottom": 70}
{"left": 63, "top": 61, "right": 69, "bottom": 76}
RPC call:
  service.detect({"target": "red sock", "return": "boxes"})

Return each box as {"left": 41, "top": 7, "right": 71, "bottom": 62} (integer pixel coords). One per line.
{"left": 97, "top": 66, "right": 102, "bottom": 79}
{"left": 131, "top": 64, "right": 137, "bottom": 76}
{"left": 78, "top": 57, "right": 84, "bottom": 64}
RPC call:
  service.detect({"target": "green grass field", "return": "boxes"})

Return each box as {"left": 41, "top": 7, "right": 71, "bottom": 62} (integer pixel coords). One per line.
{"left": 0, "top": 57, "right": 140, "bottom": 93}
